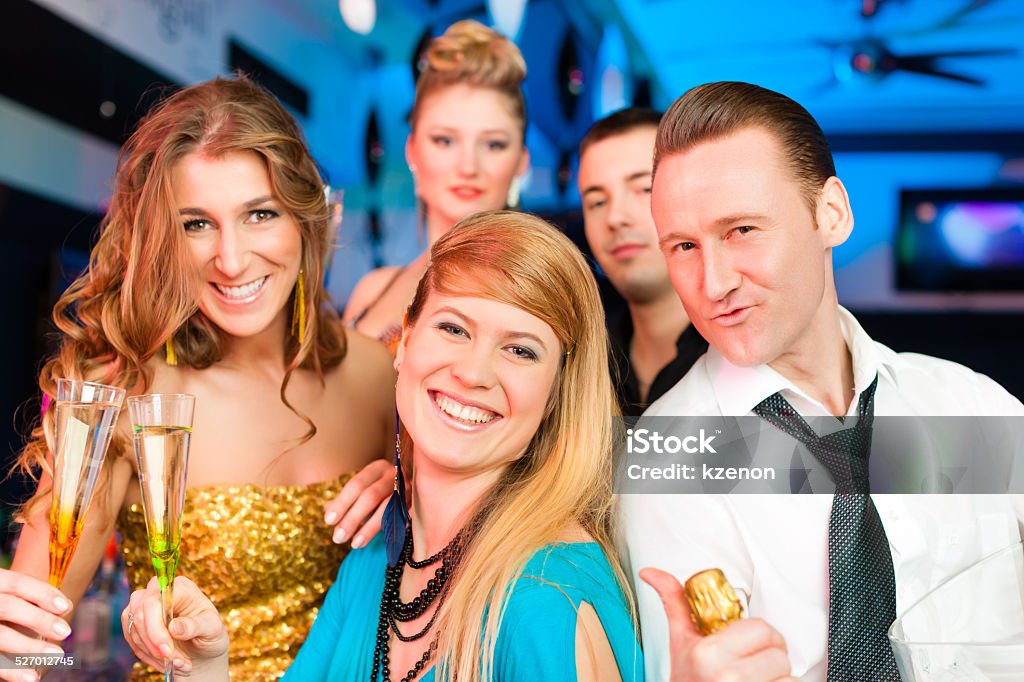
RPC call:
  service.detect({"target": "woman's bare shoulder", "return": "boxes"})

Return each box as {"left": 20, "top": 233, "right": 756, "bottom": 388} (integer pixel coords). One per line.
{"left": 328, "top": 323, "right": 396, "bottom": 387}
{"left": 343, "top": 266, "right": 405, "bottom": 322}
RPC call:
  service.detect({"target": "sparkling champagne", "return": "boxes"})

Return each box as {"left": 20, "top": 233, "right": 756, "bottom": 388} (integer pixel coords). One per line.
{"left": 129, "top": 393, "right": 194, "bottom": 682}
{"left": 48, "top": 401, "right": 121, "bottom": 587}
{"left": 133, "top": 426, "right": 191, "bottom": 601}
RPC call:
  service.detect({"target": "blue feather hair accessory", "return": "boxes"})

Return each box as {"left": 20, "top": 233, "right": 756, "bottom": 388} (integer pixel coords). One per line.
{"left": 383, "top": 413, "right": 410, "bottom": 567}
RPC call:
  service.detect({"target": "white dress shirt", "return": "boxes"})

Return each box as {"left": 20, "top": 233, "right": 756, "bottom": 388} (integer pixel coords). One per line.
{"left": 621, "top": 307, "right": 1024, "bottom": 682}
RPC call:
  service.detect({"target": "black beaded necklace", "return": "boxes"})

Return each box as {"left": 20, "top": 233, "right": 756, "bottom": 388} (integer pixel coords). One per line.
{"left": 370, "top": 524, "right": 474, "bottom": 682}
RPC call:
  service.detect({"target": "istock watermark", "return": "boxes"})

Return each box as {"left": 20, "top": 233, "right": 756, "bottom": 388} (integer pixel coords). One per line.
{"left": 625, "top": 428, "right": 718, "bottom": 454}
{"left": 614, "top": 415, "right": 1024, "bottom": 494}
{"left": 624, "top": 426, "right": 777, "bottom": 482}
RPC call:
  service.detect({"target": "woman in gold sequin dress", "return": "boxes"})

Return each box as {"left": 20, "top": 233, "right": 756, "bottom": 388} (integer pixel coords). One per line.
{"left": 343, "top": 20, "right": 531, "bottom": 350}
{"left": 5, "top": 76, "right": 397, "bottom": 681}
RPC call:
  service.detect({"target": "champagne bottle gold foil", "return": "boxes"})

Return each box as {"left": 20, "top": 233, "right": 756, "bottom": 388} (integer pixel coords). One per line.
{"left": 684, "top": 568, "right": 744, "bottom": 636}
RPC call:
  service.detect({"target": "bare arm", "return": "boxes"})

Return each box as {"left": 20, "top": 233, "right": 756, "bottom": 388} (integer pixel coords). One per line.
{"left": 12, "top": 455, "right": 134, "bottom": 609}
{"left": 575, "top": 602, "right": 622, "bottom": 682}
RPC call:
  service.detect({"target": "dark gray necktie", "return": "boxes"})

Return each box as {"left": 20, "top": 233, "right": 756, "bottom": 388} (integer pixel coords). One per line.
{"left": 754, "top": 376, "right": 900, "bottom": 681}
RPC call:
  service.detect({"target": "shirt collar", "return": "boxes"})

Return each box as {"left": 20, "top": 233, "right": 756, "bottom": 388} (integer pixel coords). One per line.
{"left": 708, "top": 306, "right": 899, "bottom": 416}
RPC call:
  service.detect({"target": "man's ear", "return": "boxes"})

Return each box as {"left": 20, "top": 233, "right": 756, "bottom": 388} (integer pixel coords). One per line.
{"left": 817, "top": 176, "right": 854, "bottom": 249}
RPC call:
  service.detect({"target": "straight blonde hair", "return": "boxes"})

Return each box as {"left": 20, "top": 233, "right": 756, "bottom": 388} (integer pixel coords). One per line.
{"left": 404, "top": 210, "right": 633, "bottom": 680}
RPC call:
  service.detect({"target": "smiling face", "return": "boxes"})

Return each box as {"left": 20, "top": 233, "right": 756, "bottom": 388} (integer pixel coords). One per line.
{"left": 172, "top": 149, "right": 302, "bottom": 340}
{"left": 651, "top": 126, "right": 850, "bottom": 368}
{"left": 406, "top": 84, "right": 529, "bottom": 233}
{"left": 578, "top": 126, "right": 672, "bottom": 304}
{"left": 394, "top": 291, "right": 562, "bottom": 480}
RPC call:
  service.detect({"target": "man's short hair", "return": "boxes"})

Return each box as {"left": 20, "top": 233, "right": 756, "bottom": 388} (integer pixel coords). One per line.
{"left": 579, "top": 107, "right": 663, "bottom": 158}
{"left": 653, "top": 81, "right": 835, "bottom": 214}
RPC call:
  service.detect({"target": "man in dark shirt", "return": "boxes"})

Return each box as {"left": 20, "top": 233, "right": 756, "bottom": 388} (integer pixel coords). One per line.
{"left": 578, "top": 109, "right": 707, "bottom": 415}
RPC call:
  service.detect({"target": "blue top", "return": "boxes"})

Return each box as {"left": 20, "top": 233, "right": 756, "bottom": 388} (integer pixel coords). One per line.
{"left": 282, "top": 535, "right": 643, "bottom": 681}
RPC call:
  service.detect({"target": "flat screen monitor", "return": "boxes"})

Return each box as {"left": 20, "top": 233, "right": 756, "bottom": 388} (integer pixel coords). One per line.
{"left": 896, "top": 188, "right": 1024, "bottom": 292}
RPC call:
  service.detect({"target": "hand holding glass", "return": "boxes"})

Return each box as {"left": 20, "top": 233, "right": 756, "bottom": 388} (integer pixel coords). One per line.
{"left": 129, "top": 394, "right": 195, "bottom": 682}
{"left": 49, "top": 379, "right": 125, "bottom": 588}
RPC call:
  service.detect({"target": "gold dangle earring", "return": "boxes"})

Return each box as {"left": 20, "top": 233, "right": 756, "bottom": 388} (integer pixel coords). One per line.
{"left": 165, "top": 337, "right": 178, "bottom": 366}
{"left": 291, "top": 269, "right": 307, "bottom": 340}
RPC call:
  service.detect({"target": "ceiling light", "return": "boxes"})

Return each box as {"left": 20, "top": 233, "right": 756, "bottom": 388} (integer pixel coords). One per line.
{"left": 487, "top": 0, "right": 527, "bottom": 41}
{"left": 339, "top": 0, "right": 376, "bottom": 35}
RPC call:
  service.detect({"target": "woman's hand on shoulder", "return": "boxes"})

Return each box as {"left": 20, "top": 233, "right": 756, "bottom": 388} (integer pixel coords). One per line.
{"left": 323, "top": 458, "right": 394, "bottom": 549}
{"left": 122, "top": 576, "right": 229, "bottom": 680}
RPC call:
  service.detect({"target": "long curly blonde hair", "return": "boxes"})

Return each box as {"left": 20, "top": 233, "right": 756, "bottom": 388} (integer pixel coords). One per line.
{"left": 16, "top": 75, "right": 346, "bottom": 516}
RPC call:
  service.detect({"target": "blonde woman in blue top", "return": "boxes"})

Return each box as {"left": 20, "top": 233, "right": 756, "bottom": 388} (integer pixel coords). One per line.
{"left": 123, "top": 210, "right": 643, "bottom": 681}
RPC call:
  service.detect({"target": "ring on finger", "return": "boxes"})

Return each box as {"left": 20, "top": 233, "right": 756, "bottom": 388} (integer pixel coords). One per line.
{"left": 127, "top": 611, "right": 135, "bottom": 637}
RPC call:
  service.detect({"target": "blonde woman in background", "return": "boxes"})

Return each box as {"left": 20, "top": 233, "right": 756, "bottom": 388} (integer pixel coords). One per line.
{"left": 344, "top": 20, "right": 530, "bottom": 350}
{"left": 1, "top": 76, "right": 396, "bottom": 682}
{"left": 123, "top": 211, "right": 644, "bottom": 681}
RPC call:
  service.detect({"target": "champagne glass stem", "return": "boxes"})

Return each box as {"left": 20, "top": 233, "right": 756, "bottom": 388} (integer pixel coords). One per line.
{"left": 161, "top": 581, "right": 175, "bottom": 681}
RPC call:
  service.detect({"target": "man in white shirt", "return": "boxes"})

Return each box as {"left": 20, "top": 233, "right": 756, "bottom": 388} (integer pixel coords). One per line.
{"left": 620, "top": 81, "right": 1024, "bottom": 682}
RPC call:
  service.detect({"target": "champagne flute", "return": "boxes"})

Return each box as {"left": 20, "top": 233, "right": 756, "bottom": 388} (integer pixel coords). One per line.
{"left": 128, "top": 394, "right": 195, "bottom": 682}
{"left": 889, "top": 542, "right": 1024, "bottom": 680}
{"left": 325, "top": 186, "right": 344, "bottom": 274}
{"left": 49, "top": 379, "right": 126, "bottom": 588}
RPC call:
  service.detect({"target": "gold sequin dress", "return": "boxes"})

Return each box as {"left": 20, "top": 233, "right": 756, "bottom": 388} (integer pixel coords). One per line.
{"left": 119, "top": 474, "right": 352, "bottom": 681}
